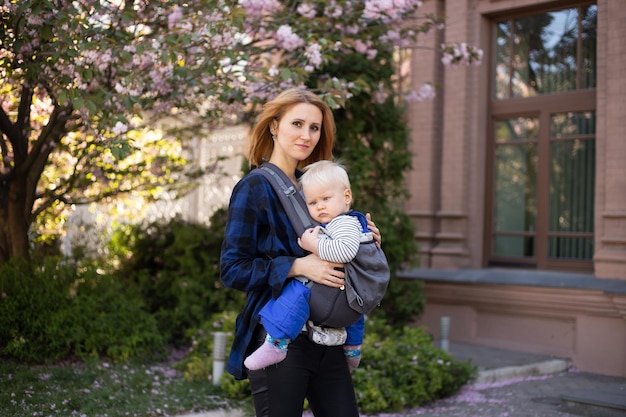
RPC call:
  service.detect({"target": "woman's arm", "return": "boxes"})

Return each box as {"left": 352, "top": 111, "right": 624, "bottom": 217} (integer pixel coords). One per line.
{"left": 220, "top": 175, "right": 296, "bottom": 295}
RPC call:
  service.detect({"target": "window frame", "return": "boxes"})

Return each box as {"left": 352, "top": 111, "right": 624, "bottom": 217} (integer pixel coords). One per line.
{"left": 484, "top": 3, "right": 597, "bottom": 272}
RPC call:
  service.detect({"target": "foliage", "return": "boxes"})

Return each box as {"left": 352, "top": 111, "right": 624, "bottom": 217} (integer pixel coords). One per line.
{"left": 353, "top": 317, "right": 476, "bottom": 414}
{"left": 186, "top": 313, "right": 475, "bottom": 414}
{"left": 0, "top": 258, "right": 163, "bottom": 363}
{"left": 0, "top": 358, "right": 235, "bottom": 417}
{"left": 0, "top": 0, "right": 483, "bottom": 266}
{"left": 109, "top": 209, "right": 245, "bottom": 345}
{"left": 176, "top": 311, "right": 238, "bottom": 382}
{"left": 175, "top": 311, "right": 256, "bottom": 406}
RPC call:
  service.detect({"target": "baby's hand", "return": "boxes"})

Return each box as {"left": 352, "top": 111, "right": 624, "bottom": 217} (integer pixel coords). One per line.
{"left": 298, "top": 227, "right": 320, "bottom": 254}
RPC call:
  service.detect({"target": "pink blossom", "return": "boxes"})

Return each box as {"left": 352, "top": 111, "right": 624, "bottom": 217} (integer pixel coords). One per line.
{"left": 405, "top": 83, "right": 436, "bottom": 103}
{"left": 167, "top": 6, "right": 183, "bottom": 30}
{"left": 344, "top": 25, "right": 360, "bottom": 35}
{"left": 373, "top": 88, "right": 389, "bottom": 104}
{"left": 441, "top": 42, "right": 484, "bottom": 67}
{"left": 382, "top": 29, "right": 400, "bottom": 42}
{"left": 363, "top": 0, "right": 422, "bottom": 23}
{"left": 353, "top": 39, "right": 369, "bottom": 54}
{"left": 297, "top": 3, "right": 316, "bottom": 19}
{"left": 239, "top": 0, "right": 282, "bottom": 20}
{"left": 275, "top": 25, "right": 304, "bottom": 51}
{"left": 26, "top": 14, "right": 44, "bottom": 26}
{"left": 324, "top": 1, "right": 343, "bottom": 19}
{"left": 305, "top": 43, "right": 323, "bottom": 69}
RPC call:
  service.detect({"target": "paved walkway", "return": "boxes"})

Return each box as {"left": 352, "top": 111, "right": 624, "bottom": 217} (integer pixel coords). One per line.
{"left": 179, "top": 342, "right": 626, "bottom": 417}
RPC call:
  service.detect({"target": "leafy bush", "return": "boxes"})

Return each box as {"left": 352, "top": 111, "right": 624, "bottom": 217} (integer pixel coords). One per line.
{"left": 353, "top": 318, "right": 476, "bottom": 414}
{"left": 374, "top": 278, "right": 425, "bottom": 327}
{"left": 109, "top": 210, "right": 245, "bottom": 345}
{"left": 176, "top": 311, "right": 252, "bottom": 401}
{"left": 0, "top": 259, "right": 163, "bottom": 363}
{"left": 184, "top": 313, "right": 475, "bottom": 414}
{"left": 176, "top": 311, "right": 238, "bottom": 383}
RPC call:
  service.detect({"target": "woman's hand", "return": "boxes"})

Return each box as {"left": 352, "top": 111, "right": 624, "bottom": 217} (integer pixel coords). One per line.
{"left": 366, "top": 213, "right": 382, "bottom": 247}
{"left": 289, "top": 254, "right": 345, "bottom": 288}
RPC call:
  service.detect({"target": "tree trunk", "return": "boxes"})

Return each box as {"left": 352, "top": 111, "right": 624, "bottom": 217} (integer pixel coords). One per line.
{"left": 0, "top": 176, "right": 30, "bottom": 268}
{"left": 0, "top": 186, "right": 9, "bottom": 266}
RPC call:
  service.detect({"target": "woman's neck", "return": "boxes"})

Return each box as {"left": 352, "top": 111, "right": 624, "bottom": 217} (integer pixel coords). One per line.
{"left": 268, "top": 157, "right": 298, "bottom": 185}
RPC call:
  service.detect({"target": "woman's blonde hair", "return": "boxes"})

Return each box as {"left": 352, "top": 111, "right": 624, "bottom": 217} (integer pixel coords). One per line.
{"left": 247, "top": 88, "right": 335, "bottom": 169}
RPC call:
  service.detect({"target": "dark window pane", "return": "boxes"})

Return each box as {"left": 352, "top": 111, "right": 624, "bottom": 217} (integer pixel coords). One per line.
{"left": 494, "top": 142, "right": 537, "bottom": 233}
{"left": 548, "top": 236, "right": 594, "bottom": 260}
{"left": 548, "top": 111, "right": 595, "bottom": 262}
{"left": 493, "top": 235, "right": 535, "bottom": 258}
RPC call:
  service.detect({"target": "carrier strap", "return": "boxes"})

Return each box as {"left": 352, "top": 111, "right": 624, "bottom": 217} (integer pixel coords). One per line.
{"left": 257, "top": 163, "right": 317, "bottom": 235}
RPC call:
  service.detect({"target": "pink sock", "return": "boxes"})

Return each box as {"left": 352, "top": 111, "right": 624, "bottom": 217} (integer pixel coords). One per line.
{"left": 244, "top": 336, "right": 289, "bottom": 370}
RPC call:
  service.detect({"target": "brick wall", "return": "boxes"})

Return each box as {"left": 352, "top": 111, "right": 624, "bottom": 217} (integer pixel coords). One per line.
{"left": 406, "top": 0, "right": 626, "bottom": 279}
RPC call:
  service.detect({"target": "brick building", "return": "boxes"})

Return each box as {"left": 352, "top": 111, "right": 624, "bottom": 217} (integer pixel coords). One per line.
{"left": 402, "top": 0, "right": 626, "bottom": 377}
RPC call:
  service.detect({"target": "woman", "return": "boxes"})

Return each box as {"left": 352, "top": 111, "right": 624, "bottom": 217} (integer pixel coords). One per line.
{"left": 220, "top": 87, "right": 380, "bottom": 417}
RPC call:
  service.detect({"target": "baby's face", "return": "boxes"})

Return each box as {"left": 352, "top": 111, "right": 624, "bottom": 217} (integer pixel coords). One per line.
{"left": 303, "top": 182, "right": 352, "bottom": 224}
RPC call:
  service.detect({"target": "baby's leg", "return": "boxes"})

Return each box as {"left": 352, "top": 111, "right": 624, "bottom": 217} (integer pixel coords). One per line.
{"left": 244, "top": 334, "right": 290, "bottom": 370}
{"left": 244, "top": 280, "right": 311, "bottom": 370}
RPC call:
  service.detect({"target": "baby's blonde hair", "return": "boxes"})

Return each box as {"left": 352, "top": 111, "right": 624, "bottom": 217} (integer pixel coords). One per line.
{"left": 299, "top": 160, "right": 351, "bottom": 192}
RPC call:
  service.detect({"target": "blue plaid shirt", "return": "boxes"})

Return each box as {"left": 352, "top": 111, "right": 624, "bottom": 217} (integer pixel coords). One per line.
{"left": 220, "top": 169, "right": 305, "bottom": 380}
{"left": 220, "top": 169, "right": 365, "bottom": 380}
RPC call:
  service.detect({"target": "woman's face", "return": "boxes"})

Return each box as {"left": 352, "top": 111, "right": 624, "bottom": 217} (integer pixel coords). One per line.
{"left": 270, "top": 103, "right": 323, "bottom": 165}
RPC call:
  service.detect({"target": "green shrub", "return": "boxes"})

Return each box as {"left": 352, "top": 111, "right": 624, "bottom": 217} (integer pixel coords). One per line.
{"left": 176, "top": 311, "right": 238, "bottom": 382}
{"left": 109, "top": 211, "right": 245, "bottom": 345}
{"left": 188, "top": 313, "right": 475, "bottom": 414}
{"left": 176, "top": 311, "right": 252, "bottom": 402}
{"left": 0, "top": 259, "right": 163, "bottom": 363}
{"left": 374, "top": 278, "right": 425, "bottom": 327}
{"left": 0, "top": 259, "right": 77, "bottom": 362}
{"left": 353, "top": 317, "right": 476, "bottom": 414}
{"left": 69, "top": 273, "right": 165, "bottom": 361}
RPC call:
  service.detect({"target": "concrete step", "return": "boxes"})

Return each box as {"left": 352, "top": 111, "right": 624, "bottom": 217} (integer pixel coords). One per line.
{"left": 474, "top": 358, "right": 571, "bottom": 384}
{"left": 446, "top": 342, "right": 572, "bottom": 385}
{"left": 560, "top": 389, "right": 626, "bottom": 417}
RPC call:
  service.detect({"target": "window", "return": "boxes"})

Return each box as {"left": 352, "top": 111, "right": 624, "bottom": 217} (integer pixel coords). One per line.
{"left": 493, "top": 5, "right": 597, "bottom": 98}
{"left": 487, "top": 4, "right": 597, "bottom": 271}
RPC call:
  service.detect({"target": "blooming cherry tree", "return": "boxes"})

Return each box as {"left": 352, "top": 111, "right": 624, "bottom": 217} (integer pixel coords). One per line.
{"left": 0, "top": 0, "right": 482, "bottom": 265}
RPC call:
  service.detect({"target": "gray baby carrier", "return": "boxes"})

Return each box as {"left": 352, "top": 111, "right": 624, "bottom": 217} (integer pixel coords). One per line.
{"left": 255, "top": 162, "right": 390, "bottom": 328}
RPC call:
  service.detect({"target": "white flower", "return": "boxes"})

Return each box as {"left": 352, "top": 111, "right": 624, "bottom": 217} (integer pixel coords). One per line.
{"left": 268, "top": 66, "right": 279, "bottom": 76}
{"left": 112, "top": 122, "right": 128, "bottom": 135}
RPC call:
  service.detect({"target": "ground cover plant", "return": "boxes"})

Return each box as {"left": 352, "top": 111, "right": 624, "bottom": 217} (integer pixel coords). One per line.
{"left": 1, "top": 317, "right": 475, "bottom": 417}
{"left": 182, "top": 315, "right": 477, "bottom": 415}
{"left": 0, "top": 358, "right": 245, "bottom": 417}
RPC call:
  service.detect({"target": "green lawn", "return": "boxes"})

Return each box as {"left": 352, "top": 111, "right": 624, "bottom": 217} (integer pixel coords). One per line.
{"left": 0, "top": 359, "right": 244, "bottom": 417}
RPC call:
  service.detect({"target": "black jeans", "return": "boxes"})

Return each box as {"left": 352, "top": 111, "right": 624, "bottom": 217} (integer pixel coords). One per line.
{"left": 247, "top": 331, "right": 359, "bottom": 417}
